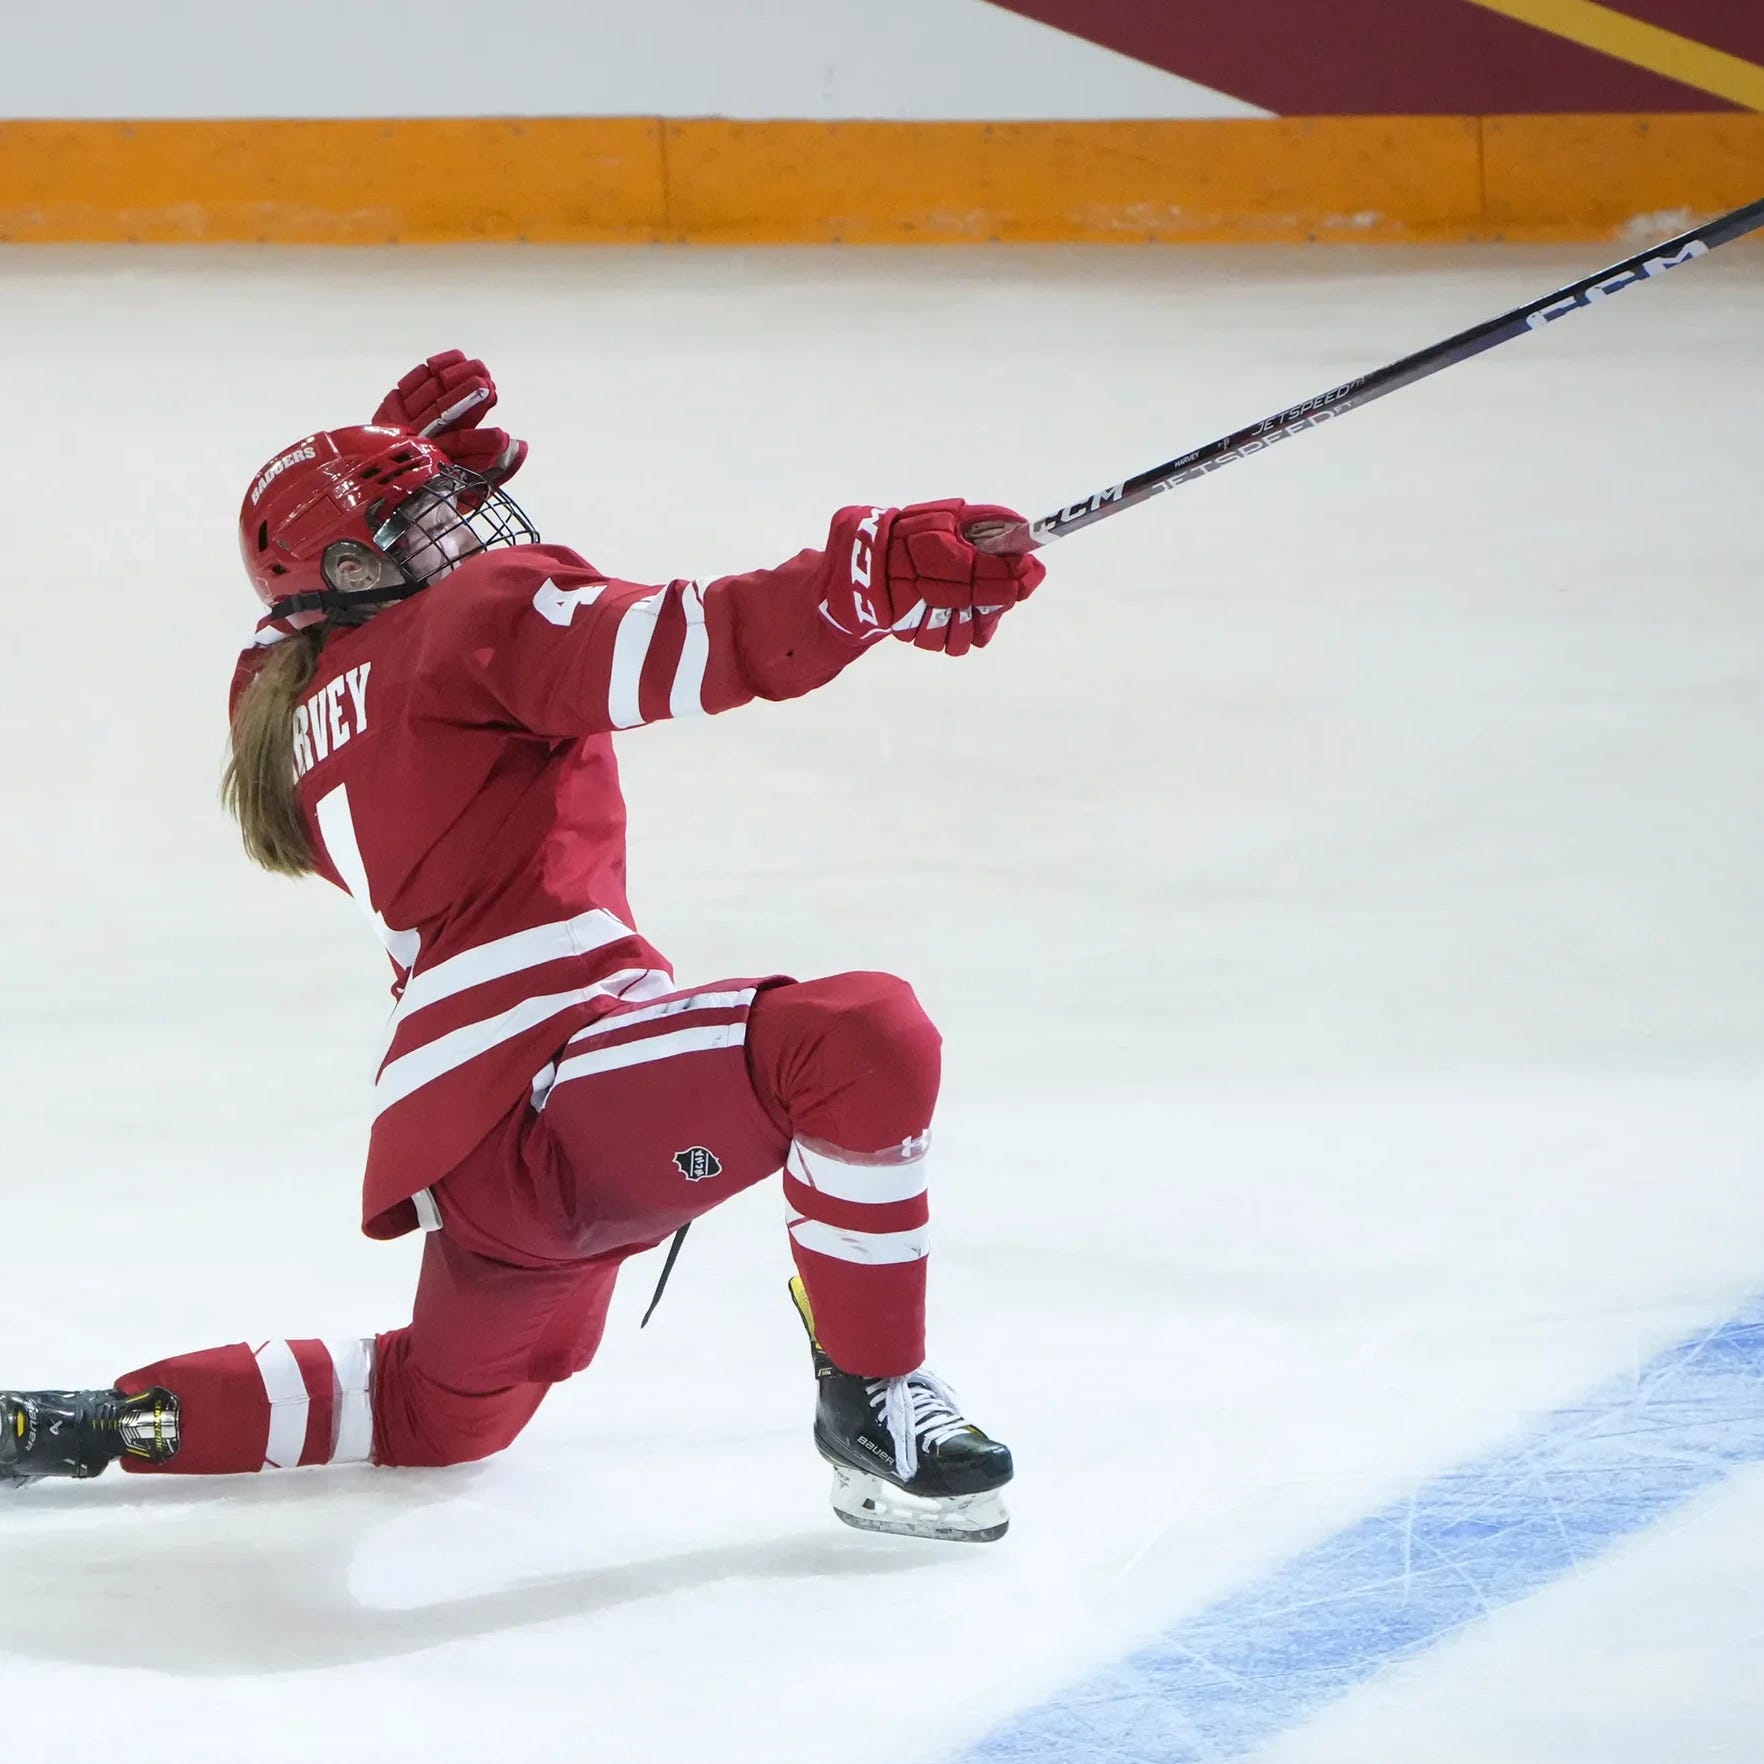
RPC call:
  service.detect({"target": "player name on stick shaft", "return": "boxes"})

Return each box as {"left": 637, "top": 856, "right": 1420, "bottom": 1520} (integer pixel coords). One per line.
{"left": 966, "top": 195, "right": 1764, "bottom": 557}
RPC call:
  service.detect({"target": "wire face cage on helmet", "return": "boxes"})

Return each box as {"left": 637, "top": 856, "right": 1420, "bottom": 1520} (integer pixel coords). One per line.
{"left": 265, "top": 463, "right": 539, "bottom": 625}
{"left": 370, "top": 465, "right": 539, "bottom": 589}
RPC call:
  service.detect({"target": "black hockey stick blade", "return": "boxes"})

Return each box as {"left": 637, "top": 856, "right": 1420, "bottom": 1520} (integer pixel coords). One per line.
{"left": 985, "top": 195, "right": 1764, "bottom": 553}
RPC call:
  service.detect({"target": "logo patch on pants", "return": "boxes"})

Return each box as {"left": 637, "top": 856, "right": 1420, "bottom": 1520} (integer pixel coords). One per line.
{"left": 673, "top": 1146, "right": 723, "bottom": 1182}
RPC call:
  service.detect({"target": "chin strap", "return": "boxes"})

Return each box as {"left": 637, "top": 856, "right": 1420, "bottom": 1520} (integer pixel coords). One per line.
{"left": 266, "top": 580, "right": 424, "bottom": 623}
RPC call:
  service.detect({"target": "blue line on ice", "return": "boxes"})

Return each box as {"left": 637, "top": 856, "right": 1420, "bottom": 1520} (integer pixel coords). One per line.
{"left": 963, "top": 1295, "right": 1764, "bottom": 1763}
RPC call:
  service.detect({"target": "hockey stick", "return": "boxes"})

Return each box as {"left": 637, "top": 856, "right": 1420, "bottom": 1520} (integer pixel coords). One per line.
{"left": 979, "top": 195, "right": 1764, "bottom": 553}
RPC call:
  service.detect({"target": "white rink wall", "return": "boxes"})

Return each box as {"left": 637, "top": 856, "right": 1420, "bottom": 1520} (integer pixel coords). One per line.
{"left": 0, "top": 0, "right": 1254, "bottom": 121}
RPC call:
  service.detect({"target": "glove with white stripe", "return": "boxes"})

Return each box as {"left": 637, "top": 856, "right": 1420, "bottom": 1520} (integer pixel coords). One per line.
{"left": 373, "top": 350, "right": 528, "bottom": 486}
{"left": 823, "top": 500, "right": 1045, "bottom": 658}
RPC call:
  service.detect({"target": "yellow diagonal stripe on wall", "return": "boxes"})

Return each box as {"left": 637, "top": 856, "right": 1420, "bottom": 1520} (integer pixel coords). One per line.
{"left": 1463, "top": 0, "right": 1764, "bottom": 109}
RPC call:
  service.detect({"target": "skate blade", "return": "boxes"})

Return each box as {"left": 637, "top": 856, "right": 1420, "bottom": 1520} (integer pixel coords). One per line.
{"left": 828, "top": 1464, "right": 1010, "bottom": 1544}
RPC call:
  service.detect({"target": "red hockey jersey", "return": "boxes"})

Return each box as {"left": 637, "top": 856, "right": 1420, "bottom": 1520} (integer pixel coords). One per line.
{"left": 238, "top": 534, "right": 873, "bottom": 1238}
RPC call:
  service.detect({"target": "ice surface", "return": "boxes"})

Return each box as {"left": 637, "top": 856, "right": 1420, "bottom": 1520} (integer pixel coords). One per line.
{"left": 0, "top": 241, "right": 1759, "bottom": 1762}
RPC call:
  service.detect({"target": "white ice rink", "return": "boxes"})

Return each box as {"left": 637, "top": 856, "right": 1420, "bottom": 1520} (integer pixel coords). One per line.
{"left": 2, "top": 240, "right": 1760, "bottom": 1763}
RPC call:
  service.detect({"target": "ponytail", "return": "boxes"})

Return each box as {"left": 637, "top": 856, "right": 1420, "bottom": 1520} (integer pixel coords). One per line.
{"left": 222, "top": 629, "right": 325, "bottom": 877}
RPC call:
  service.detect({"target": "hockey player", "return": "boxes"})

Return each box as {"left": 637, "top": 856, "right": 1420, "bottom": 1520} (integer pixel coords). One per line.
{"left": 1, "top": 353, "right": 1044, "bottom": 1542}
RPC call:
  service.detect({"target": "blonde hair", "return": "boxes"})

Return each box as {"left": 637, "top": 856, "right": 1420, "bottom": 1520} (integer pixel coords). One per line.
{"left": 222, "top": 629, "right": 326, "bottom": 877}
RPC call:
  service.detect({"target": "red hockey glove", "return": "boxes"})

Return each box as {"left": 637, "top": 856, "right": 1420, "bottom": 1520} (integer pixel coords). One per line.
{"left": 822, "top": 500, "right": 1044, "bottom": 657}
{"left": 373, "top": 350, "right": 528, "bottom": 486}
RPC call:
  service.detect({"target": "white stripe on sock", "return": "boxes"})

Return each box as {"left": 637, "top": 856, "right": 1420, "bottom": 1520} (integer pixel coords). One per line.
{"left": 253, "top": 1339, "right": 309, "bottom": 1470}
{"left": 788, "top": 1139, "right": 930, "bottom": 1206}
{"left": 786, "top": 1215, "right": 930, "bottom": 1266}
{"left": 326, "top": 1337, "right": 375, "bottom": 1465}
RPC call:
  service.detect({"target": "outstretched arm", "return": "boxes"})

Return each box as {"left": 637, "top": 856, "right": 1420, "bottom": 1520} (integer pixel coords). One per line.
{"left": 434, "top": 503, "right": 1045, "bottom": 741}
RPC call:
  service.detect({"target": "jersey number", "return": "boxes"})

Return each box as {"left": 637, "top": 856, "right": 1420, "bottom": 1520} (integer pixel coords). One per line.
{"left": 532, "top": 578, "right": 607, "bottom": 628}
{"left": 313, "top": 783, "right": 422, "bottom": 973}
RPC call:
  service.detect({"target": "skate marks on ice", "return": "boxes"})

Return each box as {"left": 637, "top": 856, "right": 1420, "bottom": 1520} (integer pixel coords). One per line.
{"left": 0, "top": 1466, "right": 944, "bottom": 1676}
{"left": 962, "top": 1294, "right": 1764, "bottom": 1763}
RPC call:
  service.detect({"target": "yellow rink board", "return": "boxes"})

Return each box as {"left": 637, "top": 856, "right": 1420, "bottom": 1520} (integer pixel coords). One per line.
{"left": 0, "top": 114, "right": 1759, "bottom": 244}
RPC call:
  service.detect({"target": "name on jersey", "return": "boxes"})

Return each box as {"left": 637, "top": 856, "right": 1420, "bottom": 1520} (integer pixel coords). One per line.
{"left": 293, "top": 663, "right": 371, "bottom": 781}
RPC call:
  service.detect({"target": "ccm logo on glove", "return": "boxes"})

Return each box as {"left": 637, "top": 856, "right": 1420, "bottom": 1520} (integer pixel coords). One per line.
{"left": 849, "top": 507, "right": 884, "bottom": 628}
{"left": 823, "top": 500, "right": 1045, "bottom": 658}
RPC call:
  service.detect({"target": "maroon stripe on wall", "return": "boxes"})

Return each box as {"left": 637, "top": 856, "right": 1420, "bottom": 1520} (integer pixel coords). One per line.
{"left": 985, "top": 0, "right": 1736, "bottom": 113}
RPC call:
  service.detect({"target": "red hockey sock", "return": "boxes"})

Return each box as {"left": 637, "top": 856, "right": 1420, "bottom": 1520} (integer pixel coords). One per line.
{"left": 117, "top": 1337, "right": 375, "bottom": 1475}
{"left": 746, "top": 972, "right": 939, "bottom": 1376}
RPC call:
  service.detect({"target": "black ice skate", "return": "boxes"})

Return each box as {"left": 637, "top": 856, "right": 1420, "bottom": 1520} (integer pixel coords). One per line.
{"left": 788, "top": 1277, "right": 1012, "bottom": 1543}
{"left": 0, "top": 1387, "right": 180, "bottom": 1487}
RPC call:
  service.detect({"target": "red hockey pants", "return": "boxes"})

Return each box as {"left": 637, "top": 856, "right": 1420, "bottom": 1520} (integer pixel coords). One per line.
{"left": 118, "top": 972, "right": 940, "bottom": 1474}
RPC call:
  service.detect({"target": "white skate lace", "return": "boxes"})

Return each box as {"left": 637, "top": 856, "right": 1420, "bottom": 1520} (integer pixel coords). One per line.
{"left": 865, "top": 1369, "right": 971, "bottom": 1482}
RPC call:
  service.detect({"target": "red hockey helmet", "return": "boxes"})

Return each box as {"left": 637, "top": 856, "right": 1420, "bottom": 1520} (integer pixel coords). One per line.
{"left": 239, "top": 424, "right": 538, "bottom": 629}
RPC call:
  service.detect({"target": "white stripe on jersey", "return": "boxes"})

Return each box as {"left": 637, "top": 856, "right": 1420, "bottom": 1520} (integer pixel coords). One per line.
{"left": 607, "top": 589, "right": 667, "bottom": 730}
{"left": 391, "top": 908, "right": 636, "bottom": 1033}
{"left": 670, "top": 583, "right": 710, "bottom": 719}
{"left": 559, "top": 986, "right": 755, "bottom": 1051}
{"left": 545, "top": 1019, "right": 747, "bottom": 1101}
{"left": 375, "top": 969, "right": 675, "bottom": 1115}
{"left": 527, "top": 968, "right": 678, "bottom": 1107}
